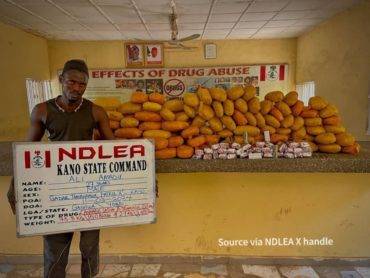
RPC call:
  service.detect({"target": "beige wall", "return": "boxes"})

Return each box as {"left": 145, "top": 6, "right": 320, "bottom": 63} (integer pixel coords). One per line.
{"left": 0, "top": 22, "right": 50, "bottom": 141}
{"left": 296, "top": 1, "right": 370, "bottom": 141}
{"left": 47, "top": 38, "right": 297, "bottom": 98}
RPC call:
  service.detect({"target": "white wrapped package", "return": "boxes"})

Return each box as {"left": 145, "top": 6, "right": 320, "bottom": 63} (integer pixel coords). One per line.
{"left": 242, "top": 144, "right": 252, "bottom": 151}
{"left": 219, "top": 143, "right": 229, "bottom": 149}
{"left": 218, "top": 148, "right": 227, "bottom": 154}
{"left": 227, "top": 153, "right": 237, "bottom": 159}
{"left": 256, "top": 141, "right": 265, "bottom": 148}
{"left": 204, "top": 148, "right": 213, "bottom": 154}
{"left": 227, "top": 148, "right": 236, "bottom": 154}
{"left": 203, "top": 154, "right": 213, "bottom": 160}
{"left": 231, "top": 142, "right": 241, "bottom": 149}
{"left": 195, "top": 149, "right": 204, "bottom": 156}
{"left": 219, "top": 153, "right": 227, "bottom": 159}
{"left": 211, "top": 144, "right": 220, "bottom": 150}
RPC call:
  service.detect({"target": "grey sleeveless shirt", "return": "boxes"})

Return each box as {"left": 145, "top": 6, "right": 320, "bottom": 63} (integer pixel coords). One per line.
{"left": 45, "top": 97, "right": 96, "bottom": 141}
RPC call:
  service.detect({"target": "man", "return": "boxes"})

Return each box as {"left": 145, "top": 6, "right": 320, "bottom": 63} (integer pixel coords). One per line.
{"left": 8, "top": 59, "right": 115, "bottom": 278}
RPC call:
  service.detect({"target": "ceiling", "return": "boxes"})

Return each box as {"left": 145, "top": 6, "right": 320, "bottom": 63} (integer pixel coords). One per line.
{"left": 0, "top": 0, "right": 361, "bottom": 41}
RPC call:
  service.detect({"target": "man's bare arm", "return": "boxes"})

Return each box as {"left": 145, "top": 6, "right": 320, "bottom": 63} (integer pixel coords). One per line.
{"left": 92, "top": 104, "right": 115, "bottom": 140}
{"left": 27, "top": 103, "right": 47, "bottom": 141}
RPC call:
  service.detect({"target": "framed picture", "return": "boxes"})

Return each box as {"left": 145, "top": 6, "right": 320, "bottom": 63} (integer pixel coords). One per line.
{"left": 125, "top": 43, "right": 144, "bottom": 68}
{"left": 204, "top": 43, "right": 217, "bottom": 59}
{"left": 144, "top": 43, "right": 164, "bottom": 67}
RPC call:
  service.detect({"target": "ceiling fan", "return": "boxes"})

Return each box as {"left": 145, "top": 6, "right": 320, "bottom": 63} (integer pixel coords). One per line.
{"left": 135, "top": 0, "right": 200, "bottom": 50}
{"left": 164, "top": 12, "right": 200, "bottom": 50}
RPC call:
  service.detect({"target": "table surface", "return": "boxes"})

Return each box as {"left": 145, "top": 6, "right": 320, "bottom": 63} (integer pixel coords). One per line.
{"left": 1, "top": 141, "right": 369, "bottom": 174}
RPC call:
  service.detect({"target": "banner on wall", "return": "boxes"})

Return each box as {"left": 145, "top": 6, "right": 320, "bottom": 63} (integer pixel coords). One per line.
{"left": 82, "top": 64, "right": 289, "bottom": 102}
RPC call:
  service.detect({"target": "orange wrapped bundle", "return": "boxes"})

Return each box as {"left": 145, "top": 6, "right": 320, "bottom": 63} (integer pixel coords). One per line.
{"left": 318, "top": 144, "right": 341, "bottom": 153}
{"left": 107, "top": 111, "right": 123, "bottom": 121}
{"left": 265, "top": 91, "right": 284, "bottom": 102}
{"left": 300, "top": 109, "right": 318, "bottom": 118}
{"left": 264, "top": 114, "right": 280, "bottom": 129}
{"left": 270, "top": 133, "right": 289, "bottom": 144}
{"left": 291, "top": 100, "right": 304, "bottom": 116}
{"left": 120, "top": 117, "right": 139, "bottom": 128}
{"left": 187, "top": 135, "right": 206, "bottom": 147}
{"left": 160, "top": 108, "right": 176, "bottom": 121}
{"left": 181, "top": 126, "right": 200, "bottom": 139}
{"left": 275, "top": 101, "right": 292, "bottom": 116}
{"left": 205, "top": 135, "right": 220, "bottom": 145}
{"left": 118, "top": 102, "right": 142, "bottom": 114}
{"left": 148, "top": 92, "right": 165, "bottom": 104}
{"left": 175, "top": 112, "right": 189, "bottom": 122}
{"left": 134, "top": 111, "right": 162, "bottom": 122}
{"left": 270, "top": 107, "right": 284, "bottom": 121}
{"left": 131, "top": 91, "right": 148, "bottom": 104}
{"left": 109, "top": 120, "right": 120, "bottom": 130}
{"left": 155, "top": 148, "right": 177, "bottom": 159}
{"left": 200, "top": 126, "right": 213, "bottom": 135}
{"left": 162, "top": 121, "right": 189, "bottom": 132}
{"left": 138, "top": 121, "right": 162, "bottom": 131}
{"left": 177, "top": 145, "right": 194, "bottom": 159}
{"left": 142, "top": 101, "right": 162, "bottom": 112}
{"left": 245, "top": 112, "right": 257, "bottom": 126}
{"left": 255, "top": 112, "right": 266, "bottom": 128}
{"left": 183, "top": 92, "right": 200, "bottom": 107}
{"left": 209, "top": 117, "right": 223, "bottom": 132}
{"left": 281, "top": 114, "right": 294, "bottom": 128}
{"left": 143, "top": 130, "right": 171, "bottom": 139}
{"left": 221, "top": 116, "right": 236, "bottom": 131}
{"left": 199, "top": 103, "right": 215, "bottom": 120}
{"left": 197, "top": 87, "right": 212, "bottom": 105}
{"left": 191, "top": 116, "right": 206, "bottom": 127}
{"left": 309, "top": 96, "right": 328, "bottom": 110}
{"left": 247, "top": 97, "right": 260, "bottom": 114}
{"left": 342, "top": 143, "right": 360, "bottom": 154}
{"left": 114, "top": 128, "right": 142, "bottom": 139}
{"left": 168, "top": 136, "right": 184, "bottom": 148}
{"left": 217, "top": 129, "right": 234, "bottom": 138}
{"left": 232, "top": 110, "right": 248, "bottom": 126}
{"left": 260, "top": 100, "right": 273, "bottom": 115}
{"left": 323, "top": 116, "right": 341, "bottom": 125}
{"left": 243, "top": 86, "right": 256, "bottom": 101}
{"left": 163, "top": 99, "right": 184, "bottom": 112}
{"left": 283, "top": 91, "right": 298, "bottom": 106}
{"left": 153, "top": 137, "right": 169, "bottom": 150}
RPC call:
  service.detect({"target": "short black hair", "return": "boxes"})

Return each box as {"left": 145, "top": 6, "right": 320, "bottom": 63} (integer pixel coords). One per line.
{"left": 62, "top": 59, "right": 89, "bottom": 77}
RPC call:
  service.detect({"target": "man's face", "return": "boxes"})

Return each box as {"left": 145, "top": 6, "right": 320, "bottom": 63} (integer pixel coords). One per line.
{"left": 59, "top": 70, "right": 88, "bottom": 103}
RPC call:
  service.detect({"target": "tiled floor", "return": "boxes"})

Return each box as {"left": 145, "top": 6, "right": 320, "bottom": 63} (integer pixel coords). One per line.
{"left": 0, "top": 263, "right": 369, "bottom": 277}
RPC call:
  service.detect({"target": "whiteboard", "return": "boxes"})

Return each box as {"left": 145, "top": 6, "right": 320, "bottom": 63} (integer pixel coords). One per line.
{"left": 13, "top": 139, "right": 156, "bottom": 237}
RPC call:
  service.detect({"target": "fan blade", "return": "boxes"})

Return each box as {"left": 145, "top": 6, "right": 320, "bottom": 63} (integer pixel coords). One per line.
{"left": 177, "top": 34, "right": 200, "bottom": 42}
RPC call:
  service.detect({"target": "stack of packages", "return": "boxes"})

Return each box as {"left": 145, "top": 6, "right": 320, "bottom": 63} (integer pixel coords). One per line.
{"left": 96, "top": 85, "right": 360, "bottom": 159}
{"left": 192, "top": 141, "right": 277, "bottom": 160}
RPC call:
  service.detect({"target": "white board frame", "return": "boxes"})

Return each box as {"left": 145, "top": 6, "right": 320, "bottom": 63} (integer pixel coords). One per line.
{"left": 13, "top": 139, "right": 156, "bottom": 237}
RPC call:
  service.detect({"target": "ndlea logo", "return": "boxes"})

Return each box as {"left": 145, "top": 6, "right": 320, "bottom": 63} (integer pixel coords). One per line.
{"left": 24, "top": 150, "right": 51, "bottom": 169}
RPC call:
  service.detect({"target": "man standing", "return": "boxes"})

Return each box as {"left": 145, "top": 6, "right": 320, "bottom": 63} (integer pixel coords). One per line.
{"left": 8, "top": 59, "right": 115, "bottom": 278}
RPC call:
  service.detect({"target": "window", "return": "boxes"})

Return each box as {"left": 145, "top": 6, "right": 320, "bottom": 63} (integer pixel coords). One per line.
{"left": 26, "top": 79, "right": 53, "bottom": 114}
{"left": 296, "top": 81, "right": 315, "bottom": 106}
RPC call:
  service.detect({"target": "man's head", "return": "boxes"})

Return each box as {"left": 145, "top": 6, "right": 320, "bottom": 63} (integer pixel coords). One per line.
{"left": 59, "top": 59, "right": 89, "bottom": 103}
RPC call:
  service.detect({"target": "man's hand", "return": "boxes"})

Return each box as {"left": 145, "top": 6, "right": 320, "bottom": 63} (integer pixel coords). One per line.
{"left": 155, "top": 179, "right": 159, "bottom": 198}
{"left": 7, "top": 177, "right": 16, "bottom": 215}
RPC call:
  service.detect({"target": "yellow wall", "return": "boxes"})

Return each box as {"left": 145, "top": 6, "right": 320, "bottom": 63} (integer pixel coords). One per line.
{"left": 296, "top": 1, "right": 370, "bottom": 141}
{"left": 0, "top": 22, "right": 50, "bottom": 141}
{"left": 1, "top": 173, "right": 370, "bottom": 257}
{"left": 47, "top": 38, "right": 297, "bottom": 98}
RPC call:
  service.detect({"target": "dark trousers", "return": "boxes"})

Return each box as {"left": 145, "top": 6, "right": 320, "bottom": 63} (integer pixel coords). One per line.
{"left": 43, "top": 230, "right": 99, "bottom": 278}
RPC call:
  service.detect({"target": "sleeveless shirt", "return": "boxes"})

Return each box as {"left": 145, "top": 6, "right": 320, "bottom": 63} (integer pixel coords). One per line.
{"left": 45, "top": 97, "right": 96, "bottom": 141}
